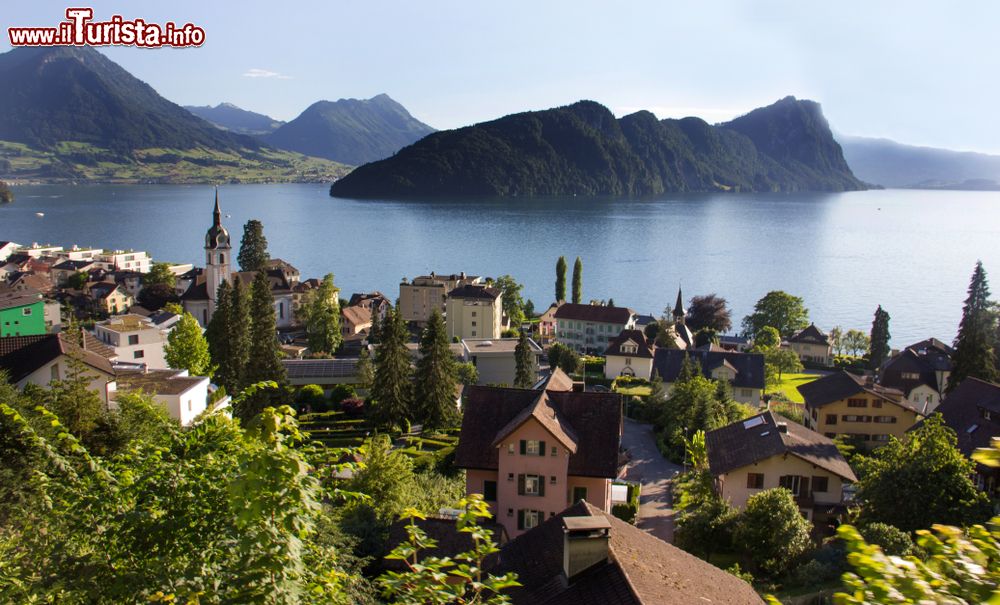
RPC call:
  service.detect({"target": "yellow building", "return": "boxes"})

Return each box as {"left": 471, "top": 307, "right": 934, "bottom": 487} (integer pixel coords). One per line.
{"left": 445, "top": 284, "right": 502, "bottom": 340}
{"left": 785, "top": 323, "right": 833, "bottom": 366}
{"left": 399, "top": 272, "right": 481, "bottom": 324}
{"left": 799, "top": 370, "right": 922, "bottom": 447}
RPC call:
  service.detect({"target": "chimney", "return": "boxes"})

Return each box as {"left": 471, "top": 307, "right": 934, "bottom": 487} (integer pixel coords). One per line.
{"left": 460, "top": 271, "right": 466, "bottom": 279}
{"left": 562, "top": 516, "right": 611, "bottom": 582}
{"left": 777, "top": 422, "right": 788, "bottom": 433}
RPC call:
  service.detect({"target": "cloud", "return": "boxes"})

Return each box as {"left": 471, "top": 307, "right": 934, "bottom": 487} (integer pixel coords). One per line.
{"left": 242, "top": 68, "right": 292, "bottom": 80}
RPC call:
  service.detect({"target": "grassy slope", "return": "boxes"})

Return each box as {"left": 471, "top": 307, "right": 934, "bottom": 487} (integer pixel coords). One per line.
{"left": 771, "top": 372, "right": 819, "bottom": 403}
{"left": 0, "top": 140, "right": 352, "bottom": 184}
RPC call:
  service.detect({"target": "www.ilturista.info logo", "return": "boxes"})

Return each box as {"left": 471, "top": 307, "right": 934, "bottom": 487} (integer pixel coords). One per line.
{"left": 8, "top": 8, "right": 205, "bottom": 48}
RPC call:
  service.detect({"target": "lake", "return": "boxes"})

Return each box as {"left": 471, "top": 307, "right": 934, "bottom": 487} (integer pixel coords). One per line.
{"left": 2, "top": 184, "right": 998, "bottom": 347}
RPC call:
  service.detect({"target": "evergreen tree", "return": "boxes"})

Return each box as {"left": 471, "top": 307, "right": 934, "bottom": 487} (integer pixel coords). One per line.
{"left": 412, "top": 310, "right": 459, "bottom": 430}
{"left": 514, "top": 330, "right": 535, "bottom": 388}
{"left": 949, "top": 261, "right": 999, "bottom": 391}
{"left": 555, "top": 256, "right": 567, "bottom": 302}
{"left": 227, "top": 278, "right": 251, "bottom": 392}
{"left": 355, "top": 345, "right": 374, "bottom": 393}
{"left": 164, "top": 312, "right": 213, "bottom": 377}
{"left": 237, "top": 219, "right": 270, "bottom": 272}
{"left": 301, "top": 273, "right": 342, "bottom": 355}
{"left": 239, "top": 270, "right": 287, "bottom": 423}
{"left": 571, "top": 257, "right": 582, "bottom": 304}
{"left": 205, "top": 280, "right": 233, "bottom": 386}
{"left": 869, "top": 305, "right": 891, "bottom": 370}
{"left": 370, "top": 306, "right": 413, "bottom": 431}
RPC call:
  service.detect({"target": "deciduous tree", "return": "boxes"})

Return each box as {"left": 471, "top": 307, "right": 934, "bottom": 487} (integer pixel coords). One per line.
{"left": 494, "top": 274, "right": 526, "bottom": 327}
{"left": 164, "top": 311, "right": 213, "bottom": 377}
{"left": 844, "top": 329, "right": 871, "bottom": 357}
{"left": 300, "top": 273, "right": 342, "bottom": 355}
{"left": 733, "top": 488, "right": 812, "bottom": 577}
{"left": 742, "top": 291, "right": 809, "bottom": 339}
{"left": 686, "top": 294, "right": 733, "bottom": 333}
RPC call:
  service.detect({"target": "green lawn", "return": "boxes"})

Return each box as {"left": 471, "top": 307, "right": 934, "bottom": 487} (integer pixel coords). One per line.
{"left": 771, "top": 373, "right": 820, "bottom": 403}
{"left": 616, "top": 385, "right": 652, "bottom": 397}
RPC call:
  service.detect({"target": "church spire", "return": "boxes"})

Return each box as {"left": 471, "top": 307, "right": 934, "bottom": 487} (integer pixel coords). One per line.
{"left": 673, "top": 286, "right": 685, "bottom": 318}
{"left": 213, "top": 186, "right": 221, "bottom": 226}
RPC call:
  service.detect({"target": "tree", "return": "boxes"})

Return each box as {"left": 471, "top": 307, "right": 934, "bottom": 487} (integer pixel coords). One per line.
{"left": 206, "top": 281, "right": 233, "bottom": 385}
{"left": 413, "top": 310, "right": 459, "bottom": 430}
{"left": 0, "top": 180, "right": 13, "bottom": 203}
{"left": 654, "top": 319, "right": 680, "bottom": 349}
{"left": 869, "top": 306, "right": 891, "bottom": 370}
{"left": 239, "top": 270, "right": 287, "bottom": 423}
{"left": 829, "top": 325, "right": 844, "bottom": 356}
{"left": 137, "top": 282, "right": 178, "bottom": 311}
{"left": 348, "top": 434, "right": 416, "bottom": 524}
{"left": 456, "top": 362, "right": 479, "bottom": 386}
{"left": 655, "top": 362, "right": 745, "bottom": 461}
{"left": 355, "top": 345, "right": 374, "bottom": 392}
{"left": 732, "top": 488, "right": 812, "bottom": 577}
{"left": 164, "top": 311, "right": 213, "bottom": 377}
{"left": 686, "top": 294, "right": 733, "bottom": 333}
{"left": 523, "top": 299, "right": 535, "bottom": 319}
{"left": 370, "top": 306, "right": 413, "bottom": 431}
{"left": 226, "top": 278, "right": 252, "bottom": 392}
{"left": 765, "top": 347, "right": 803, "bottom": 383}
{"left": 694, "top": 328, "right": 719, "bottom": 349}
{"left": 741, "top": 291, "right": 809, "bottom": 339}
{"left": 144, "top": 262, "right": 175, "bottom": 289}
{"left": 300, "top": 273, "right": 342, "bottom": 355}
{"left": 854, "top": 415, "right": 991, "bottom": 533}
{"left": 643, "top": 320, "right": 660, "bottom": 342}
{"left": 752, "top": 325, "right": 781, "bottom": 351}
{"left": 843, "top": 329, "right": 871, "bottom": 357}
{"left": 555, "top": 256, "right": 567, "bottom": 302}
{"left": 36, "top": 356, "right": 105, "bottom": 443}
{"left": 949, "top": 261, "right": 999, "bottom": 391}
{"left": 673, "top": 431, "right": 737, "bottom": 561}
{"left": 571, "top": 256, "right": 582, "bottom": 304}
{"left": 237, "top": 219, "right": 270, "bottom": 272}
{"left": 514, "top": 330, "right": 535, "bottom": 388}
{"left": 66, "top": 271, "right": 89, "bottom": 290}
{"left": 547, "top": 342, "right": 579, "bottom": 375}
{"left": 494, "top": 274, "right": 526, "bottom": 327}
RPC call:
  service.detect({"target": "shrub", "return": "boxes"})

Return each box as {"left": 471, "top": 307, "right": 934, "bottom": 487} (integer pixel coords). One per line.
{"left": 611, "top": 503, "right": 636, "bottom": 524}
{"left": 340, "top": 397, "right": 365, "bottom": 416}
{"left": 732, "top": 488, "right": 813, "bottom": 577}
{"left": 295, "top": 384, "right": 327, "bottom": 412}
{"left": 858, "top": 522, "right": 914, "bottom": 556}
{"left": 327, "top": 383, "right": 357, "bottom": 406}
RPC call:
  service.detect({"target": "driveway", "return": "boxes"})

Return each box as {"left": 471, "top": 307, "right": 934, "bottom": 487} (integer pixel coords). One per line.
{"left": 621, "top": 417, "right": 683, "bottom": 543}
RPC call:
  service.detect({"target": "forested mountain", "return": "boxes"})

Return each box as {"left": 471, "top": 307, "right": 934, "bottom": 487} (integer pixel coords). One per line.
{"left": 184, "top": 103, "right": 285, "bottom": 136}
{"left": 0, "top": 47, "right": 347, "bottom": 183}
{"left": 839, "top": 135, "right": 1000, "bottom": 189}
{"left": 329, "top": 96, "right": 867, "bottom": 198}
{"left": 263, "top": 94, "right": 435, "bottom": 165}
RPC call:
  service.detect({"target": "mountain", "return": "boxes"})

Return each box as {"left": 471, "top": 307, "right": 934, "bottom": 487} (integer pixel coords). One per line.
{"left": 329, "top": 96, "right": 866, "bottom": 199}
{"left": 839, "top": 135, "right": 1000, "bottom": 189}
{"left": 0, "top": 47, "right": 348, "bottom": 183}
{"left": 262, "top": 94, "right": 435, "bottom": 165}
{"left": 184, "top": 103, "right": 285, "bottom": 135}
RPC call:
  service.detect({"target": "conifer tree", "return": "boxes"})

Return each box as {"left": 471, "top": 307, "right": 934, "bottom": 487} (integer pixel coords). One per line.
{"left": 413, "top": 310, "right": 459, "bottom": 430}
{"left": 205, "top": 280, "right": 232, "bottom": 386}
{"left": 555, "top": 256, "right": 567, "bottom": 303}
{"left": 677, "top": 352, "right": 699, "bottom": 383}
{"left": 949, "top": 261, "right": 999, "bottom": 391}
{"left": 356, "top": 345, "right": 374, "bottom": 393}
{"left": 869, "top": 305, "right": 891, "bottom": 370}
{"left": 301, "top": 273, "right": 342, "bottom": 355}
{"left": 571, "top": 257, "right": 583, "bottom": 304}
{"left": 370, "top": 306, "right": 413, "bottom": 431}
{"left": 165, "top": 312, "right": 213, "bottom": 377}
{"left": 239, "top": 270, "right": 287, "bottom": 423}
{"left": 237, "top": 219, "right": 270, "bottom": 272}
{"left": 514, "top": 330, "right": 535, "bottom": 388}
{"left": 227, "top": 277, "right": 251, "bottom": 392}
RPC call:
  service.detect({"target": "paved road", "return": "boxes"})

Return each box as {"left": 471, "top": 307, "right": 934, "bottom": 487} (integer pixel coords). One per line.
{"left": 621, "top": 417, "right": 683, "bottom": 543}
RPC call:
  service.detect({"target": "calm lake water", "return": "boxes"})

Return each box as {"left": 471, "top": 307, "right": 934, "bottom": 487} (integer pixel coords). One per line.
{"left": 3, "top": 184, "right": 998, "bottom": 347}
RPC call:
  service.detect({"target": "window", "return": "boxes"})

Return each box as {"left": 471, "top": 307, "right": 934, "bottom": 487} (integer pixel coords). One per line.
{"left": 133, "top": 350, "right": 145, "bottom": 359}
{"left": 520, "top": 439, "right": 545, "bottom": 456}
{"left": 842, "top": 414, "right": 868, "bottom": 423}
{"left": 483, "top": 480, "right": 497, "bottom": 501}
{"left": 779, "top": 475, "right": 802, "bottom": 496}
{"left": 518, "top": 509, "right": 541, "bottom": 530}
{"left": 507, "top": 473, "right": 514, "bottom": 482}
{"left": 471, "top": 311, "right": 477, "bottom": 317}
{"left": 22, "top": 307, "right": 32, "bottom": 316}
{"left": 572, "top": 486, "right": 588, "bottom": 502}
{"left": 847, "top": 398, "right": 867, "bottom": 408}
{"left": 741, "top": 389, "right": 753, "bottom": 398}
{"left": 50, "top": 364, "right": 60, "bottom": 381}
{"left": 901, "top": 372, "right": 920, "bottom": 380}
{"left": 746, "top": 473, "right": 764, "bottom": 489}
{"left": 625, "top": 357, "right": 632, "bottom": 366}
{"left": 128, "top": 334, "right": 139, "bottom": 345}
{"left": 551, "top": 446, "right": 557, "bottom": 457}
{"left": 471, "top": 321, "right": 477, "bottom": 326}
{"left": 872, "top": 400, "right": 883, "bottom": 408}
{"left": 278, "top": 302, "right": 284, "bottom": 320}
{"left": 825, "top": 414, "right": 838, "bottom": 425}
{"left": 550, "top": 475, "right": 557, "bottom": 484}
{"left": 811, "top": 476, "right": 829, "bottom": 493}
{"left": 508, "top": 443, "right": 515, "bottom": 455}
{"left": 507, "top": 508, "right": 513, "bottom": 517}
{"left": 874, "top": 416, "right": 897, "bottom": 424}
{"left": 522, "top": 474, "right": 542, "bottom": 496}
{"left": 871, "top": 434, "right": 892, "bottom": 442}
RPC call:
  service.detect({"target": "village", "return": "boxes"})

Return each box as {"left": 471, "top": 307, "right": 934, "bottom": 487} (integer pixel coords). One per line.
{"left": 2, "top": 193, "right": 999, "bottom": 603}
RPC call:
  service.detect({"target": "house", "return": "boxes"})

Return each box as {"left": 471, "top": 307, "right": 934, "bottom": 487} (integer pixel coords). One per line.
{"left": 799, "top": 370, "right": 921, "bottom": 447}
{"left": 17, "top": 243, "right": 64, "bottom": 258}
{"left": 115, "top": 368, "right": 210, "bottom": 426}
{"left": 877, "top": 338, "right": 953, "bottom": 413}
{"left": 786, "top": 323, "right": 833, "bottom": 366}
{"left": 50, "top": 259, "right": 98, "bottom": 286}
{"left": 487, "top": 500, "right": 764, "bottom": 605}
{"left": 94, "top": 313, "right": 176, "bottom": 369}
{"left": 603, "top": 329, "right": 655, "bottom": 380}
{"left": 89, "top": 282, "right": 133, "bottom": 315}
{"left": 399, "top": 271, "right": 482, "bottom": 324}
{"left": 341, "top": 305, "right": 373, "bottom": 337}
{"left": 0, "top": 332, "right": 117, "bottom": 404}
{"left": 706, "top": 411, "right": 857, "bottom": 527}
{"left": 651, "top": 348, "right": 765, "bottom": 405}
{"left": 348, "top": 291, "right": 391, "bottom": 321}
{"left": 446, "top": 284, "right": 502, "bottom": 340}
{"left": 0, "top": 241, "right": 20, "bottom": 262}
{"left": 554, "top": 303, "right": 636, "bottom": 354}
{"left": 463, "top": 337, "right": 542, "bottom": 386}
{"left": 718, "top": 334, "right": 752, "bottom": 352}
{"left": 455, "top": 369, "right": 625, "bottom": 538}
{"left": 924, "top": 377, "right": 1000, "bottom": 498}
{"left": 233, "top": 259, "right": 300, "bottom": 329}
{"left": 92, "top": 249, "right": 151, "bottom": 273}
{"left": 7, "top": 271, "right": 53, "bottom": 295}
{"left": 404, "top": 341, "right": 467, "bottom": 363}
{"left": 537, "top": 302, "right": 562, "bottom": 342}
{"left": 0, "top": 287, "right": 46, "bottom": 337}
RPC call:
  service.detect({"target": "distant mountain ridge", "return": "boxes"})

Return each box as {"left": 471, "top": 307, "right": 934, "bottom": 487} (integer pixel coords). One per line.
{"left": 838, "top": 135, "right": 1000, "bottom": 189}
{"left": 0, "top": 46, "right": 348, "bottom": 183}
{"left": 262, "top": 94, "right": 435, "bottom": 166}
{"left": 329, "top": 96, "right": 867, "bottom": 198}
{"left": 184, "top": 103, "right": 285, "bottom": 136}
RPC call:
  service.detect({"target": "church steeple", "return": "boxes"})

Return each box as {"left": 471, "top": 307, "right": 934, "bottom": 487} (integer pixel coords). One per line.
{"left": 673, "top": 286, "right": 686, "bottom": 319}
{"left": 205, "top": 187, "right": 230, "bottom": 251}
{"left": 212, "top": 186, "right": 222, "bottom": 227}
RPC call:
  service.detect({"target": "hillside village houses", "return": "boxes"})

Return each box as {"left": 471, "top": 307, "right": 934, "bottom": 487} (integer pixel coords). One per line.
{"left": 653, "top": 347, "right": 767, "bottom": 405}
{"left": 876, "top": 337, "right": 953, "bottom": 413}
{"left": 445, "top": 284, "right": 503, "bottom": 340}
{"left": 399, "top": 271, "right": 482, "bottom": 324}
{"left": 784, "top": 323, "right": 833, "bottom": 366}
{"left": 554, "top": 302, "right": 636, "bottom": 354}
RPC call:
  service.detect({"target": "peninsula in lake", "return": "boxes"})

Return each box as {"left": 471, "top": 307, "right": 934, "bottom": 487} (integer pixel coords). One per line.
{"left": 329, "top": 96, "right": 868, "bottom": 198}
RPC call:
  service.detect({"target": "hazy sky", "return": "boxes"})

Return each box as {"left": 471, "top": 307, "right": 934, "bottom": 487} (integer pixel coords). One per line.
{"left": 5, "top": 1, "right": 1000, "bottom": 152}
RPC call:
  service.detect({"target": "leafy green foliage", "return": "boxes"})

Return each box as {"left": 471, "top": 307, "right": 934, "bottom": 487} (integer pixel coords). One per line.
{"left": 742, "top": 291, "right": 810, "bottom": 339}
{"left": 356, "top": 345, "right": 375, "bottom": 391}
{"left": 869, "top": 306, "right": 891, "bottom": 370}
{"left": 546, "top": 342, "right": 580, "bottom": 375}
{"left": 858, "top": 522, "right": 915, "bottom": 557}
{"left": 555, "top": 256, "right": 567, "bottom": 303}
{"left": 686, "top": 294, "right": 733, "bottom": 333}
{"left": 380, "top": 495, "right": 520, "bottom": 604}
{"left": 493, "top": 274, "right": 526, "bottom": 327}
{"left": 66, "top": 270, "right": 89, "bottom": 290}
{"left": 238, "top": 219, "right": 270, "bottom": 272}
{"left": 854, "top": 415, "right": 991, "bottom": 532}
{"left": 144, "top": 261, "right": 176, "bottom": 288}
{"left": 764, "top": 348, "right": 804, "bottom": 391}
{"left": 413, "top": 310, "right": 460, "bottom": 431}
{"left": 455, "top": 362, "right": 479, "bottom": 386}
{"left": 571, "top": 257, "right": 583, "bottom": 304}
{"left": 164, "top": 311, "right": 213, "bottom": 377}
{"left": 732, "top": 488, "right": 813, "bottom": 577}
{"left": 949, "top": 261, "right": 999, "bottom": 391}
{"left": 843, "top": 329, "right": 871, "bottom": 357}
{"left": 300, "top": 273, "right": 343, "bottom": 355}
{"left": 673, "top": 431, "right": 738, "bottom": 560}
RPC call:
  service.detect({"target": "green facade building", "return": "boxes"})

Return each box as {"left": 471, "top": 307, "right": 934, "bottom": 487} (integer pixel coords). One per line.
{"left": 0, "top": 291, "right": 47, "bottom": 337}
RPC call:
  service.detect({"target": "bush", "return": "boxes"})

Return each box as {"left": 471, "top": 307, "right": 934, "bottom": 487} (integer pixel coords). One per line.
{"left": 341, "top": 397, "right": 365, "bottom": 416}
{"left": 726, "top": 563, "right": 754, "bottom": 584}
{"left": 614, "top": 375, "right": 649, "bottom": 388}
{"left": 327, "top": 383, "right": 357, "bottom": 406}
{"left": 858, "top": 522, "right": 914, "bottom": 556}
{"left": 296, "top": 384, "right": 327, "bottom": 412}
{"left": 732, "top": 488, "right": 813, "bottom": 577}
{"left": 611, "top": 503, "right": 636, "bottom": 524}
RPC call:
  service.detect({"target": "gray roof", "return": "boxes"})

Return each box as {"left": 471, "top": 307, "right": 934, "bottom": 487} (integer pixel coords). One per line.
{"left": 282, "top": 358, "right": 359, "bottom": 379}
{"left": 652, "top": 348, "right": 765, "bottom": 390}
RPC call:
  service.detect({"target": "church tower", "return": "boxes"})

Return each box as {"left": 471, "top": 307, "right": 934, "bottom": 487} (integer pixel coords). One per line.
{"left": 204, "top": 188, "right": 232, "bottom": 316}
{"left": 673, "top": 286, "right": 686, "bottom": 326}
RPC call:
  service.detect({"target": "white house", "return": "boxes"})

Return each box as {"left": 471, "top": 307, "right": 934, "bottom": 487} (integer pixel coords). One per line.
{"left": 0, "top": 332, "right": 117, "bottom": 405}
{"left": 115, "top": 368, "right": 210, "bottom": 426}
{"left": 554, "top": 303, "right": 636, "bottom": 354}
{"left": 603, "top": 329, "right": 655, "bottom": 380}
{"left": 94, "top": 313, "right": 176, "bottom": 369}
{"left": 463, "top": 337, "right": 542, "bottom": 386}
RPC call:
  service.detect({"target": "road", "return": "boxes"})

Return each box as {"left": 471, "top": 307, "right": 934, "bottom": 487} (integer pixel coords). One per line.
{"left": 621, "top": 417, "right": 683, "bottom": 543}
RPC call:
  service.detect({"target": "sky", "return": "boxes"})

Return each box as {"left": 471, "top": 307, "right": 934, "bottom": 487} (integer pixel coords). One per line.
{"left": 4, "top": 1, "right": 1000, "bottom": 153}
